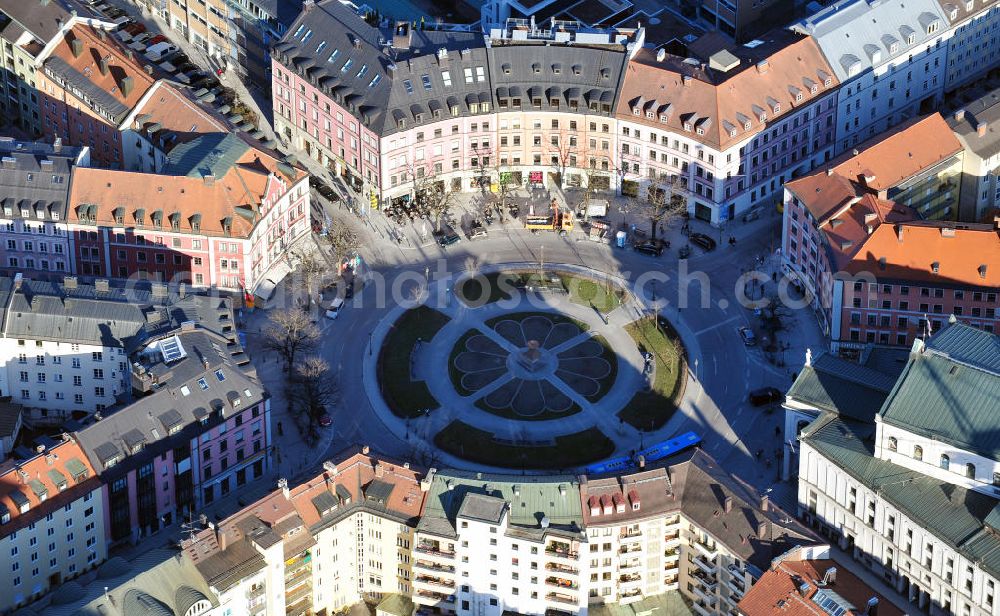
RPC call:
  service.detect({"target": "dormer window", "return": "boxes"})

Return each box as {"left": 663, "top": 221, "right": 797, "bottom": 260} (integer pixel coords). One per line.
{"left": 683, "top": 122, "right": 692, "bottom": 132}
{"left": 906, "top": 33, "right": 916, "bottom": 45}
{"left": 927, "top": 21, "right": 940, "bottom": 34}
{"left": 397, "top": 119, "right": 405, "bottom": 129}
{"left": 645, "top": 111, "right": 654, "bottom": 119}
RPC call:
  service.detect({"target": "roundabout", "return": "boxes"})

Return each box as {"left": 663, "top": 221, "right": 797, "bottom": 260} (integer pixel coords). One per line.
{"left": 366, "top": 265, "right": 687, "bottom": 470}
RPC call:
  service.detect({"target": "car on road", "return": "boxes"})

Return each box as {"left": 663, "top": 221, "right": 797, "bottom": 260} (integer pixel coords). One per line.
{"left": 738, "top": 326, "right": 757, "bottom": 346}
{"left": 314, "top": 182, "right": 339, "bottom": 202}
{"left": 742, "top": 207, "right": 761, "bottom": 222}
{"left": 318, "top": 414, "right": 333, "bottom": 427}
{"left": 468, "top": 220, "right": 488, "bottom": 239}
{"left": 748, "top": 386, "right": 784, "bottom": 406}
{"left": 633, "top": 238, "right": 668, "bottom": 257}
{"left": 678, "top": 245, "right": 691, "bottom": 259}
{"left": 689, "top": 233, "right": 717, "bottom": 251}
{"left": 323, "top": 297, "right": 345, "bottom": 320}
{"left": 435, "top": 226, "right": 461, "bottom": 247}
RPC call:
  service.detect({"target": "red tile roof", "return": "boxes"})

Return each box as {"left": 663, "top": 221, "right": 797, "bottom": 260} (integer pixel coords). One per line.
{"left": 737, "top": 557, "right": 905, "bottom": 616}
{"left": 0, "top": 437, "right": 99, "bottom": 538}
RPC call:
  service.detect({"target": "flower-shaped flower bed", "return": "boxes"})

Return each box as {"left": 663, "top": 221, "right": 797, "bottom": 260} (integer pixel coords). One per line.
{"left": 450, "top": 313, "right": 616, "bottom": 420}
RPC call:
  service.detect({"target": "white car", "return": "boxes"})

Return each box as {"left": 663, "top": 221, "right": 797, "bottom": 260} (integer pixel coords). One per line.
{"left": 323, "top": 297, "right": 345, "bottom": 319}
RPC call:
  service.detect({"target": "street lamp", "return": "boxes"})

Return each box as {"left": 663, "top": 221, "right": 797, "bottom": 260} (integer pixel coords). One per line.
{"left": 368, "top": 331, "right": 373, "bottom": 356}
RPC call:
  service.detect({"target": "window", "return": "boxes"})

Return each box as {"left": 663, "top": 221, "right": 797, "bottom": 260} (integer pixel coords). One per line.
{"left": 966, "top": 463, "right": 976, "bottom": 479}
{"left": 914, "top": 445, "right": 922, "bottom": 461}
{"left": 887, "top": 436, "right": 897, "bottom": 451}
{"left": 940, "top": 454, "right": 949, "bottom": 470}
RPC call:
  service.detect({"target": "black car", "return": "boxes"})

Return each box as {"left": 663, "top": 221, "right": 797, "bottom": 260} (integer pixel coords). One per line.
{"left": 468, "top": 220, "right": 488, "bottom": 239}
{"left": 748, "top": 387, "right": 784, "bottom": 406}
{"left": 689, "top": 233, "right": 717, "bottom": 251}
{"left": 435, "top": 227, "right": 461, "bottom": 247}
{"left": 678, "top": 245, "right": 691, "bottom": 259}
{"left": 633, "top": 239, "right": 668, "bottom": 257}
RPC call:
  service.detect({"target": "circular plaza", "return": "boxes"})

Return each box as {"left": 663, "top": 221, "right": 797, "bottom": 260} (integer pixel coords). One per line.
{"left": 364, "top": 266, "right": 688, "bottom": 470}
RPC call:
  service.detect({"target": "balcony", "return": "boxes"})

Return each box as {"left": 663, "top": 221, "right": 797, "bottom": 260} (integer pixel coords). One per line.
{"left": 284, "top": 567, "right": 311, "bottom": 590}
{"left": 691, "top": 570, "right": 718, "bottom": 593}
{"left": 619, "top": 530, "right": 643, "bottom": 543}
{"left": 545, "top": 562, "right": 578, "bottom": 575}
{"left": 693, "top": 554, "right": 717, "bottom": 575}
{"left": 414, "top": 559, "right": 456, "bottom": 574}
{"left": 415, "top": 575, "right": 456, "bottom": 590}
{"left": 620, "top": 543, "right": 642, "bottom": 554}
{"left": 545, "top": 592, "right": 577, "bottom": 605}
{"left": 693, "top": 584, "right": 716, "bottom": 606}
{"left": 245, "top": 586, "right": 265, "bottom": 601}
{"left": 691, "top": 600, "right": 713, "bottom": 616}
{"left": 284, "top": 581, "right": 312, "bottom": 607}
{"left": 545, "top": 576, "right": 578, "bottom": 590}
{"left": 620, "top": 589, "right": 642, "bottom": 603}
{"left": 619, "top": 573, "right": 642, "bottom": 587}
{"left": 664, "top": 531, "right": 681, "bottom": 544}
{"left": 693, "top": 538, "right": 718, "bottom": 559}
{"left": 664, "top": 548, "right": 680, "bottom": 562}
{"left": 545, "top": 543, "right": 579, "bottom": 560}
{"left": 414, "top": 590, "right": 455, "bottom": 607}
{"left": 415, "top": 543, "right": 456, "bottom": 561}
{"left": 284, "top": 553, "right": 312, "bottom": 576}
{"left": 619, "top": 559, "right": 641, "bottom": 571}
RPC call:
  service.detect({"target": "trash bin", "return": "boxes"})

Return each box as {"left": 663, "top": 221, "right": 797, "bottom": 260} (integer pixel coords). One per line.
{"left": 616, "top": 231, "right": 627, "bottom": 248}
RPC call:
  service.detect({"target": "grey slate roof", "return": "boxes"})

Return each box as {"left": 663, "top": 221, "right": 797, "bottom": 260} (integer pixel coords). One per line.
{"left": 803, "top": 414, "right": 1000, "bottom": 580}
{"left": 457, "top": 492, "right": 507, "bottom": 524}
{"left": 792, "top": 0, "right": 948, "bottom": 81}
{"left": 44, "top": 55, "right": 132, "bottom": 123}
{"left": 161, "top": 132, "right": 252, "bottom": 178}
{"left": 74, "top": 328, "right": 263, "bottom": 476}
{"left": 0, "top": 139, "right": 83, "bottom": 222}
{"left": 274, "top": 0, "right": 393, "bottom": 133}
{"left": 488, "top": 39, "right": 627, "bottom": 117}
{"left": 0, "top": 0, "right": 98, "bottom": 46}
{"left": 786, "top": 352, "right": 898, "bottom": 422}
{"left": 949, "top": 89, "right": 1000, "bottom": 159}
{"left": 879, "top": 324, "right": 1000, "bottom": 459}
{"left": 1, "top": 276, "right": 239, "bottom": 350}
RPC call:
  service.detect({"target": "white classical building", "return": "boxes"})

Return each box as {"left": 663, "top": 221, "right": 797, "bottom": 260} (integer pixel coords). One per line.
{"left": 937, "top": 0, "right": 1000, "bottom": 94}
{"left": 798, "top": 324, "right": 1000, "bottom": 616}
{"left": 793, "top": 0, "right": 951, "bottom": 154}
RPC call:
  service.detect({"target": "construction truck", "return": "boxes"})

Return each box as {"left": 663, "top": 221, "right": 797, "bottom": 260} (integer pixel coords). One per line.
{"left": 524, "top": 198, "right": 574, "bottom": 235}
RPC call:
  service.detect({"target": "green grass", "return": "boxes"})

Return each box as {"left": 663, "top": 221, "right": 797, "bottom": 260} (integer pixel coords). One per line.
{"left": 434, "top": 421, "right": 615, "bottom": 469}
{"left": 617, "top": 316, "right": 686, "bottom": 431}
{"left": 484, "top": 311, "right": 590, "bottom": 332}
{"left": 455, "top": 271, "right": 521, "bottom": 306}
{"left": 473, "top": 397, "right": 582, "bottom": 421}
{"left": 448, "top": 328, "right": 482, "bottom": 396}
{"left": 586, "top": 335, "right": 619, "bottom": 403}
{"left": 557, "top": 274, "right": 625, "bottom": 313}
{"left": 377, "top": 305, "right": 451, "bottom": 418}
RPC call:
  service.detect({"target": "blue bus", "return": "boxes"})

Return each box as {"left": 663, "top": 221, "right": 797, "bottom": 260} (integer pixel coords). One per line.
{"left": 585, "top": 432, "right": 701, "bottom": 475}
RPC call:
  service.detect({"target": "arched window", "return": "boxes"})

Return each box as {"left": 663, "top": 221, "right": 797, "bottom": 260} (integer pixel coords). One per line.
{"left": 887, "top": 437, "right": 897, "bottom": 452}
{"left": 966, "top": 463, "right": 976, "bottom": 479}
{"left": 914, "top": 445, "right": 923, "bottom": 461}
{"left": 993, "top": 472, "right": 1000, "bottom": 487}
{"left": 940, "top": 454, "right": 949, "bottom": 470}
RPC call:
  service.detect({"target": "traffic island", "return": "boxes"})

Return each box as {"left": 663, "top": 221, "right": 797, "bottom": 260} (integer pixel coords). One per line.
{"left": 617, "top": 315, "right": 686, "bottom": 431}
{"left": 434, "top": 420, "right": 615, "bottom": 469}
{"left": 377, "top": 305, "right": 451, "bottom": 418}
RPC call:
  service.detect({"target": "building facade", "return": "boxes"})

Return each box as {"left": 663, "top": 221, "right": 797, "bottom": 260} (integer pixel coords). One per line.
{"left": 937, "top": 0, "right": 1000, "bottom": 94}
{"left": 793, "top": 0, "right": 950, "bottom": 154}
{"left": 0, "top": 137, "right": 89, "bottom": 277}
{"left": 74, "top": 325, "right": 270, "bottom": 544}
{"left": 0, "top": 435, "right": 105, "bottom": 612}
{"left": 798, "top": 324, "right": 1000, "bottom": 616}
{"left": 949, "top": 92, "right": 1000, "bottom": 223}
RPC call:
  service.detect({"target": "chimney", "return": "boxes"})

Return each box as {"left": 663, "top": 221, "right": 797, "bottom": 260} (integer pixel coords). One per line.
{"left": 954, "top": 109, "right": 966, "bottom": 122}
{"left": 896, "top": 224, "right": 904, "bottom": 242}
{"left": 178, "top": 283, "right": 186, "bottom": 298}
{"left": 374, "top": 461, "right": 385, "bottom": 478}
{"left": 980, "top": 264, "right": 988, "bottom": 279}
{"left": 941, "top": 227, "right": 956, "bottom": 238}
{"left": 95, "top": 279, "right": 109, "bottom": 292}
{"left": 70, "top": 38, "right": 83, "bottom": 58}
{"left": 203, "top": 174, "right": 215, "bottom": 186}
{"left": 682, "top": 74, "right": 692, "bottom": 86}
{"left": 724, "top": 496, "right": 733, "bottom": 513}
{"left": 278, "top": 477, "right": 289, "bottom": 499}
{"left": 53, "top": 137, "right": 62, "bottom": 152}
{"left": 756, "top": 59, "right": 770, "bottom": 74}
{"left": 865, "top": 597, "right": 879, "bottom": 616}
{"left": 63, "top": 276, "right": 77, "bottom": 290}
{"left": 215, "top": 524, "right": 228, "bottom": 551}
{"left": 98, "top": 56, "right": 110, "bottom": 76}
{"left": 826, "top": 168, "right": 834, "bottom": 176}
{"left": 798, "top": 580, "right": 810, "bottom": 597}
{"left": 637, "top": 455, "right": 645, "bottom": 469}
{"left": 656, "top": 48, "right": 666, "bottom": 62}
{"left": 760, "top": 494, "right": 769, "bottom": 511}
{"left": 362, "top": 445, "right": 370, "bottom": 455}
{"left": 120, "top": 76, "right": 134, "bottom": 98}
{"left": 978, "top": 122, "right": 988, "bottom": 137}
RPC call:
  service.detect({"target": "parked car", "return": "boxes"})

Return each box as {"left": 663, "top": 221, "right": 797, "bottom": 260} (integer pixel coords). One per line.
{"left": 742, "top": 207, "right": 761, "bottom": 222}
{"left": 435, "top": 226, "right": 461, "bottom": 247}
{"left": 317, "top": 414, "right": 333, "bottom": 427}
{"left": 633, "top": 238, "right": 668, "bottom": 257}
{"left": 678, "top": 245, "right": 691, "bottom": 259}
{"left": 738, "top": 326, "right": 757, "bottom": 346}
{"left": 748, "top": 387, "right": 784, "bottom": 406}
{"left": 689, "top": 233, "right": 717, "bottom": 251}
{"left": 323, "top": 297, "right": 345, "bottom": 320}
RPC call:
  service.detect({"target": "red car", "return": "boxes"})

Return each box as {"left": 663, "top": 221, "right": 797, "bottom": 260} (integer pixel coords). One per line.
{"left": 318, "top": 415, "right": 332, "bottom": 427}
{"left": 148, "top": 34, "right": 167, "bottom": 45}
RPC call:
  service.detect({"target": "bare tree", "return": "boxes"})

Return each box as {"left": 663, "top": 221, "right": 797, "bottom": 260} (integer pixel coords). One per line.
{"left": 288, "top": 355, "right": 339, "bottom": 420}
{"left": 261, "top": 308, "right": 321, "bottom": 372}
{"left": 549, "top": 135, "right": 578, "bottom": 190}
{"left": 411, "top": 167, "right": 456, "bottom": 232}
{"left": 292, "top": 249, "right": 327, "bottom": 304}
{"left": 325, "top": 216, "right": 361, "bottom": 265}
{"left": 637, "top": 175, "right": 688, "bottom": 241}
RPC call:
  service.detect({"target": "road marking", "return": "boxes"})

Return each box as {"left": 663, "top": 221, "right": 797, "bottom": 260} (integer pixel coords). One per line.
{"left": 692, "top": 316, "right": 741, "bottom": 336}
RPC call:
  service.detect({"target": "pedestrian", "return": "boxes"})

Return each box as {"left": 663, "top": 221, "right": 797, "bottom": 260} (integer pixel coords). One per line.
{"left": 774, "top": 425, "right": 781, "bottom": 437}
